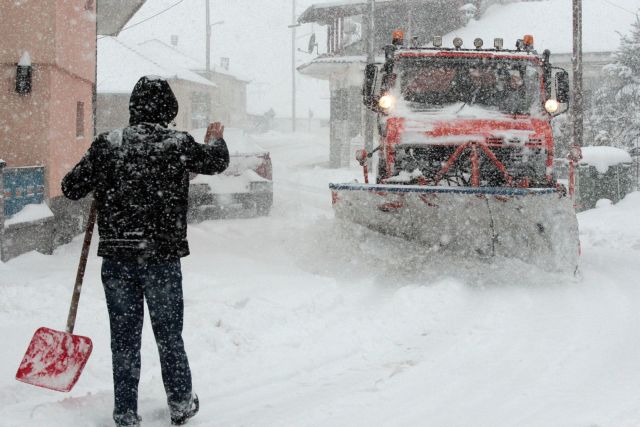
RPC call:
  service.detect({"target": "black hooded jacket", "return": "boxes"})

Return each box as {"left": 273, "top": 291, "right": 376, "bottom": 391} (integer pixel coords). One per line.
{"left": 62, "top": 76, "right": 229, "bottom": 259}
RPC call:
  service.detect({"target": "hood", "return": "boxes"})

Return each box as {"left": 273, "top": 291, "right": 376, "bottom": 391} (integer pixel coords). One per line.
{"left": 128, "top": 76, "right": 179, "bottom": 127}
{"left": 390, "top": 103, "right": 549, "bottom": 146}
{"left": 391, "top": 115, "right": 549, "bottom": 146}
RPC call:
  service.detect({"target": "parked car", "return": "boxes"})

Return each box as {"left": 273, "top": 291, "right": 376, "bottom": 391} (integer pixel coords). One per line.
{"left": 188, "top": 127, "right": 273, "bottom": 221}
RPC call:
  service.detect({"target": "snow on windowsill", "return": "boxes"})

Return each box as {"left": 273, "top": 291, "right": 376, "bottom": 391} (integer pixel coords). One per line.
{"left": 4, "top": 203, "right": 54, "bottom": 227}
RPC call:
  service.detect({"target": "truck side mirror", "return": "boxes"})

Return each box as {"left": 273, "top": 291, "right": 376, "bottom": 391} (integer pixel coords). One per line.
{"left": 556, "top": 71, "right": 570, "bottom": 104}
{"left": 363, "top": 63, "right": 378, "bottom": 108}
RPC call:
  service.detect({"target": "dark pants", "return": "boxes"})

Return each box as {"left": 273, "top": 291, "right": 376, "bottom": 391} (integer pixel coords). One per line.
{"left": 101, "top": 258, "right": 193, "bottom": 417}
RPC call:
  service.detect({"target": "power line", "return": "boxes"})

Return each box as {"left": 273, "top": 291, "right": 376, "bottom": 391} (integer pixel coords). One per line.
{"left": 119, "top": 0, "right": 186, "bottom": 33}
{"left": 602, "top": 0, "right": 638, "bottom": 16}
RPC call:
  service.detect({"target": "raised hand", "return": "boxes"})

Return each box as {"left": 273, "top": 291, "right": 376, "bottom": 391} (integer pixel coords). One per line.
{"left": 204, "top": 122, "right": 225, "bottom": 143}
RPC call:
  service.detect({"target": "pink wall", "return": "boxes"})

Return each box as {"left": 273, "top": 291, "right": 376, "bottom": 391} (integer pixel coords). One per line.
{"left": 54, "top": 0, "right": 97, "bottom": 83}
{"left": 48, "top": 71, "right": 93, "bottom": 199}
{"left": 0, "top": 0, "right": 95, "bottom": 199}
{"left": 0, "top": 65, "right": 51, "bottom": 167}
{"left": 0, "top": 1, "right": 56, "bottom": 65}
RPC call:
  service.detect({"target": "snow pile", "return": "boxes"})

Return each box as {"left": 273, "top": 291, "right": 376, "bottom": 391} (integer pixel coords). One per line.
{"left": 579, "top": 191, "right": 640, "bottom": 251}
{"left": 580, "top": 145, "right": 633, "bottom": 173}
{"left": 4, "top": 203, "right": 54, "bottom": 227}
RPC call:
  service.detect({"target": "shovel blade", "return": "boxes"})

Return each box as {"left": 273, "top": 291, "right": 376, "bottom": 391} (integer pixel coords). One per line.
{"left": 16, "top": 327, "right": 93, "bottom": 392}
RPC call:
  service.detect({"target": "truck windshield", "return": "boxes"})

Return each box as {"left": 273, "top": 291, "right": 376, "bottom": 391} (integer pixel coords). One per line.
{"left": 396, "top": 58, "right": 542, "bottom": 115}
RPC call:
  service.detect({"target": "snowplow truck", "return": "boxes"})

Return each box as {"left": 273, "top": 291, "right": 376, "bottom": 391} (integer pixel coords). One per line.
{"left": 330, "top": 32, "right": 580, "bottom": 272}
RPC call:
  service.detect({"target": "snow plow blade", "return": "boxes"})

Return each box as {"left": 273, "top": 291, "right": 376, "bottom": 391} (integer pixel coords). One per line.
{"left": 330, "top": 183, "right": 579, "bottom": 272}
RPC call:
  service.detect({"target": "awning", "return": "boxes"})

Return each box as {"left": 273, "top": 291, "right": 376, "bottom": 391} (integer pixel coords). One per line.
{"left": 297, "top": 55, "right": 383, "bottom": 81}
{"left": 97, "top": 0, "right": 147, "bottom": 36}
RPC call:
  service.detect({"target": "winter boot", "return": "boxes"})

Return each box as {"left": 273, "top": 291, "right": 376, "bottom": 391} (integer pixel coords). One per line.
{"left": 113, "top": 411, "right": 142, "bottom": 427}
{"left": 170, "top": 393, "right": 199, "bottom": 425}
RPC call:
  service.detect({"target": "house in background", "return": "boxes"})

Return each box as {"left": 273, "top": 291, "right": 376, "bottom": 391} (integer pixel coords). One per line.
{"left": 297, "top": 0, "right": 467, "bottom": 167}
{"left": 0, "top": 0, "right": 146, "bottom": 261}
{"left": 98, "top": 37, "right": 249, "bottom": 134}
{"left": 97, "top": 37, "right": 218, "bottom": 133}
{"left": 138, "top": 39, "right": 250, "bottom": 129}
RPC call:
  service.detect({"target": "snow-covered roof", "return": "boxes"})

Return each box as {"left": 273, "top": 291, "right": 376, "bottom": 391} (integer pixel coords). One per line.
{"left": 580, "top": 146, "right": 633, "bottom": 173}
{"left": 97, "top": 37, "right": 216, "bottom": 94}
{"left": 136, "top": 39, "right": 251, "bottom": 83}
{"left": 137, "top": 39, "right": 203, "bottom": 70}
{"left": 444, "top": 0, "right": 639, "bottom": 55}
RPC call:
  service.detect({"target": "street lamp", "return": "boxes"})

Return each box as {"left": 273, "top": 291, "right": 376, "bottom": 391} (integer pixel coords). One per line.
{"left": 288, "top": 0, "right": 301, "bottom": 133}
{"left": 205, "top": 0, "right": 224, "bottom": 73}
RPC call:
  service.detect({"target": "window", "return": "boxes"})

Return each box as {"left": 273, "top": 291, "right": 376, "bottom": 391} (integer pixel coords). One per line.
{"left": 191, "top": 93, "right": 210, "bottom": 129}
{"left": 76, "top": 101, "right": 84, "bottom": 137}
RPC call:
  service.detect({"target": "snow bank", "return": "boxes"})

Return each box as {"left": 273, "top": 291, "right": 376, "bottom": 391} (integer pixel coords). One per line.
{"left": 4, "top": 203, "right": 53, "bottom": 227}
{"left": 580, "top": 146, "right": 632, "bottom": 173}
{"left": 578, "top": 191, "right": 640, "bottom": 252}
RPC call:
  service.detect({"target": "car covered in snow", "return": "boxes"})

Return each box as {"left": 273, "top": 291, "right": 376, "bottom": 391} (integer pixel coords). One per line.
{"left": 187, "top": 127, "right": 273, "bottom": 220}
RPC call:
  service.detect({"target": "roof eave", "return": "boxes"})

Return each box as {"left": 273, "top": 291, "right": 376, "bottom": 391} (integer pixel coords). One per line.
{"left": 97, "top": 0, "right": 147, "bottom": 36}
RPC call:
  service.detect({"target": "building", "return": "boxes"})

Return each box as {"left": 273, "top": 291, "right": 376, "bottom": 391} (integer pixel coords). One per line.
{"left": 97, "top": 37, "right": 218, "bottom": 133}
{"left": 136, "top": 39, "right": 250, "bottom": 130}
{"left": 297, "top": 0, "right": 467, "bottom": 167}
{"left": 0, "top": 0, "right": 146, "bottom": 260}
{"left": 0, "top": 0, "right": 96, "bottom": 204}
{"left": 97, "top": 38, "right": 249, "bottom": 133}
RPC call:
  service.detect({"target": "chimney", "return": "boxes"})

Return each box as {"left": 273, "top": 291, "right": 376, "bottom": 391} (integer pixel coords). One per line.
{"left": 220, "top": 57, "right": 229, "bottom": 71}
{"left": 170, "top": 35, "right": 179, "bottom": 47}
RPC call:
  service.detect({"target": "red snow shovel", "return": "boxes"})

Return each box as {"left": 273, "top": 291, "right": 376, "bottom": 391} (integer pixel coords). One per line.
{"left": 15, "top": 202, "right": 97, "bottom": 392}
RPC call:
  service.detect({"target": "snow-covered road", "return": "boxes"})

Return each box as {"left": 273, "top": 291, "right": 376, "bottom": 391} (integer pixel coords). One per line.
{"left": 1, "top": 131, "right": 640, "bottom": 427}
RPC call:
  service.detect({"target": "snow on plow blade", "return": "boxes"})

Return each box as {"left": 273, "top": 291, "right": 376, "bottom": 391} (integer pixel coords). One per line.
{"left": 330, "top": 183, "right": 579, "bottom": 272}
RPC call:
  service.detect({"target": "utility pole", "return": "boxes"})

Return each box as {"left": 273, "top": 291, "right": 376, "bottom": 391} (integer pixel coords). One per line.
{"left": 291, "top": 0, "right": 297, "bottom": 133}
{"left": 572, "top": 0, "right": 583, "bottom": 148}
{"left": 206, "top": 0, "right": 211, "bottom": 73}
{"left": 364, "top": 0, "right": 375, "bottom": 164}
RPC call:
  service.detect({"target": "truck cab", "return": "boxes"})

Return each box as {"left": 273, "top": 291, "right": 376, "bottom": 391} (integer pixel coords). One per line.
{"left": 363, "top": 33, "right": 570, "bottom": 189}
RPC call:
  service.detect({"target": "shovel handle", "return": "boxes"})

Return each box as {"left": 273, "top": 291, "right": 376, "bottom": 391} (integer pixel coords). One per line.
{"left": 66, "top": 200, "right": 97, "bottom": 334}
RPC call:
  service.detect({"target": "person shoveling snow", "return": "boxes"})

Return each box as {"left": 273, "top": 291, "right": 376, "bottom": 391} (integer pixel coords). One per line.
{"left": 61, "top": 76, "right": 229, "bottom": 426}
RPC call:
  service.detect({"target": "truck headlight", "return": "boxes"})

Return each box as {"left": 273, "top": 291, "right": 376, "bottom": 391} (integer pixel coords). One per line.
{"left": 545, "top": 99, "right": 559, "bottom": 114}
{"left": 378, "top": 95, "right": 395, "bottom": 110}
